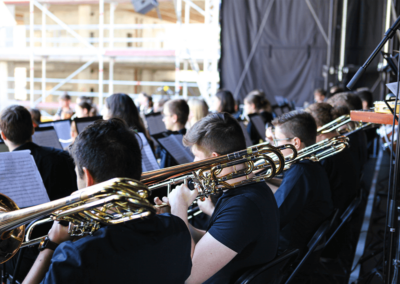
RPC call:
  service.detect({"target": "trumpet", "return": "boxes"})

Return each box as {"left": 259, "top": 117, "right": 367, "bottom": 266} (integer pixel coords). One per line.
{"left": 143, "top": 143, "right": 297, "bottom": 199}
{"left": 0, "top": 178, "right": 155, "bottom": 264}
{"left": 317, "top": 114, "right": 372, "bottom": 135}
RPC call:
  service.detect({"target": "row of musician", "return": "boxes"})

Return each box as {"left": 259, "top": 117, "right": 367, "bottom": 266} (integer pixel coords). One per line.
{"left": 0, "top": 91, "right": 377, "bottom": 284}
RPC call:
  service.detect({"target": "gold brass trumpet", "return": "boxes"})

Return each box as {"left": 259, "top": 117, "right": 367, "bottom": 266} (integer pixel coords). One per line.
{"left": 142, "top": 143, "right": 297, "bottom": 199}
{"left": 0, "top": 178, "right": 154, "bottom": 264}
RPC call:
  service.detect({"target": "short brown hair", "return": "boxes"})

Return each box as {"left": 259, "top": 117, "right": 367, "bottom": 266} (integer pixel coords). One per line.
{"left": 0, "top": 105, "right": 33, "bottom": 145}
{"left": 183, "top": 113, "right": 246, "bottom": 155}
{"left": 272, "top": 110, "right": 317, "bottom": 147}
{"left": 306, "top": 103, "right": 349, "bottom": 127}
{"left": 327, "top": 92, "right": 362, "bottom": 110}
{"left": 165, "top": 99, "right": 189, "bottom": 125}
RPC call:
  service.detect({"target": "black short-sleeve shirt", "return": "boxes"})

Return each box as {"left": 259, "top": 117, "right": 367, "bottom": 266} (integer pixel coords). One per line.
{"left": 205, "top": 182, "right": 280, "bottom": 283}
{"left": 41, "top": 213, "right": 192, "bottom": 284}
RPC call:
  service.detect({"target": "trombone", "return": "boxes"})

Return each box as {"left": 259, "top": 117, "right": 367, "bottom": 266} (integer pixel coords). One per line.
{"left": 317, "top": 114, "right": 372, "bottom": 135}
{"left": 0, "top": 178, "right": 155, "bottom": 264}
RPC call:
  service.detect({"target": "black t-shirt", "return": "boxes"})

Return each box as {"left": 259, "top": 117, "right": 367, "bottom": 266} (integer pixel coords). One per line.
{"left": 14, "top": 142, "right": 78, "bottom": 201}
{"left": 275, "top": 160, "right": 333, "bottom": 254}
{"left": 205, "top": 182, "right": 280, "bottom": 283}
{"left": 348, "top": 131, "right": 368, "bottom": 176}
{"left": 41, "top": 214, "right": 192, "bottom": 284}
{"left": 321, "top": 147, "right": 359, "bottom": 213}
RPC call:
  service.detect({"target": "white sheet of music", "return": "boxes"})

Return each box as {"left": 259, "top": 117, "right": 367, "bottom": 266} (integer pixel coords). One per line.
{"left": 146, "top": 115, "right": 167, "bottom": 135}
{"left": 137, "top": 133, "right": 160, "bottom": 172}
{"left": 158, "top": 134, "right": 194, "bottom": 164}
{"left": 0, "top": 150, "right": 50, "bottom": 208}
{"left": 239, "top": 121, "right": 253, "bottom": 147}
{"left": 32, "top": 129, "right": 63, "bottom": 150}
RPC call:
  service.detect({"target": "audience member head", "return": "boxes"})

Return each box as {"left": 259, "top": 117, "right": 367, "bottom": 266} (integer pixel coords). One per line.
{"left": 104, "top": 93, "right": 147, "bottom": 134}
{"left": 306, "top": 103, "right": 350, "bottom": 142}
{"left": 0, "top": 105, "right": 34, "bottom": 150}
{"left": 214, "top": 90, "right": 235, "bottom": 114}
{"left": 70, "top": 118, "right": 142, "bottom": 189}
{"left": 187, "top": 98, "right": 209, "bottom": 129}
{"left": 271, "top": 110, "right": 317, "bottom": 155}
{"left": 75, "top": 101, "right": 92, "bottom": 118}
{"left": 59, "top": 92, "right": 71, "bottom": 109}
{"left": 163, "top": 99, "right": 189, "bottom": 131}
{"left": 356, "top": 89, "right": 373, "bottom": 110}
{"left": 244, "top": 90, "right": 272, "bottom": 114}
{"left": 314, "top": 88, "right": 327, "bottom": 103}
{"left": 183, "top": 113, "right": 246, "bottom": 161}
{"left": 327, "top": 92, "right": 362, "bottom": 110}
{"left": 30, "top": 108, "right": 41, "bottom": 126}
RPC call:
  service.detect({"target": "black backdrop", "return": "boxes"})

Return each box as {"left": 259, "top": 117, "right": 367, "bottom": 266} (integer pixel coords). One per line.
{"left": 219, "top": 0, "right": 386, "bottom": 105}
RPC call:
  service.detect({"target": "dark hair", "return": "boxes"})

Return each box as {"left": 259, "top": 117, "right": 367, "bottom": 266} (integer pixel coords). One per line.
{"left": 306, "top": 103, "right": 349, "bottom": 127}
{"left": 356, "top": 90, "right": 373, "bottom": 108}
{"left": 70, "top": 118, "right": 142, "bottom": 182}
{"left": 314, "top": 88, "right": 327, "bottom": 97}
{"left": 78, "top": 101, "right": 92, "bottom": 113}
{"left": 272, "top": 110, "right": 317, "bottom": 147}
{"left": 141, "top": 93, "right": 153, "bottom": 108}
{"left": 215, "top": 90, "right": 235, "bottom": 114}
{"left": 60, "top": 92, "right": 71, "bottom": 101}
{"left": 183, "top": 113, "right": 246, "bottom": 155}
{"left": 105, "top": 93, "right": 153, "bottom": 149}
{"left": 0, "top": 105, "right": 33, "bottom": 145}
{"left": 165, "top": 99, "right": 190, "bottom": 125}
{"left": 30, "top": 108, "right": 41, "bottom": 124}
{"left": 327, "top": 92, "right": 362, "bottom": 110}
{"left": 245, "top": 90, "right": 271, "bottom": 111}
{"left": 78, "top": 95, "right": 91, "bottom": 104}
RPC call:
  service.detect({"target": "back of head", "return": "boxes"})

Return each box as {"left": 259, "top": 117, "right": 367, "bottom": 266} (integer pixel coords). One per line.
{"left": 356, "top": 90, "right": 373, "bottom": 108}
{"left": 306, "top": 103, "right": 349, "bottom": 128}
{"left": 70, "top": 118, "right": 142, "bottom": 183}
{"left": 165, "top": 99, "right": 190, "bottom": 125}
{"left": 0, "top": 105, "right": 33, "bottom": 145}
{"left": 245, "top": 89, "right": 271, "bottom": 112}
{"left": 272, "top": 110, "right": 317, "bottom": 147}
{"left": 60, "top": 92, "right": 71, "bottom": 101}
{"left": 106, "top": 93, "right": 145, "bottom": 132}
{"left": 327, "top": 92, "right": 362, "bottom": 110}
{"left": 188, "top": 98, "right": 209, "bottom": 123}
{"left": 215, "top": 89, "right": 235, "bottom": 114}
{"left": 78, "top": 101, "right": 92, "bottom": 113}
{"left": 183, "top": 113, "right": 246, "bottom": 156}
{"left": 328, "top": 86, "right": 345, "bottom": 99}
{"left": 30, "top": 108, "right": 41, "bottom": 124}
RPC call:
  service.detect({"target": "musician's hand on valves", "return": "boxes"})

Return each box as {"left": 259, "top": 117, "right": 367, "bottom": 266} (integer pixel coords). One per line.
{"left": 154, "top": 196, "right": 171, "bottom": 214}
{"left": 48, "top": 221, "right": 72, "bottom": 245}
{"left": 198, "top": 196, "right": 215, "bottom": 216}
{"left": 168, "top": 180, "right": 198, "bottom": 209}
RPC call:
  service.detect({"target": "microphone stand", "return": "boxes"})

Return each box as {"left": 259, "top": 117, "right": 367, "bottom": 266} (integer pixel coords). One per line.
{"left": 347, "top": 15, "right": 400, "bottom": 90}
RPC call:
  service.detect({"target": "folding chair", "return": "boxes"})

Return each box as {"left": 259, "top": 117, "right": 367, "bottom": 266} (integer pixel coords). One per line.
{"left": 234, "top": 249, "right": 299, "bottom": 284}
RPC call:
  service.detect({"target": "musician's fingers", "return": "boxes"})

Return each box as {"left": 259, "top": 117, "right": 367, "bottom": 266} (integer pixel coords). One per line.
{"left": 154, "top": 196, "right": 164, "bottom": 205}
{"left": 162, "top": 196, "right": 170, "bottom": 204}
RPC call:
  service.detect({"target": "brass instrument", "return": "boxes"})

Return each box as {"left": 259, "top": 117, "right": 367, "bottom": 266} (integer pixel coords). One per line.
{"left": 317, "top": 114, "right": 372, "bottom": 135}
{"left": 0, "top": 178, "right": 154, "bottom": 264}
{"left": 143, "top": 143, "right": 297, "bottom": 198}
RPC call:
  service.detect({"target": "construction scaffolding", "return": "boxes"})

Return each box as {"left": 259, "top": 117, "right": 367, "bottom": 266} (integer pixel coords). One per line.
{"left": 0, "top": 0, "right": 220, "bottom": 111}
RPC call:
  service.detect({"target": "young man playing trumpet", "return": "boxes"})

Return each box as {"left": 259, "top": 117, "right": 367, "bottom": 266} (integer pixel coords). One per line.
{"left": 23, "top": 119, "right": 192, "bottom": 284}
{"left": 155, "top": 113, "right": 280, "bottom": 284}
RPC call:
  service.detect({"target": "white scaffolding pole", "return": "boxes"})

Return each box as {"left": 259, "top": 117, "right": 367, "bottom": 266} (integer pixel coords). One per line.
{"left": 109, "top": 2, "right": 116, "bottom": 96}
{"left": 41, "top": 4, "right": 46, "bottom": 103}
{"left": 338, "top": 0, "right": 348, "bottom": 82}
{"left": 30, "top": 0, "right": 34, "bottom": 107}
{"left": 174, "top": 0, "right": 182, "bottom": 96}
{"left": 99, "top": 0, "right": 104, "bottom": 107}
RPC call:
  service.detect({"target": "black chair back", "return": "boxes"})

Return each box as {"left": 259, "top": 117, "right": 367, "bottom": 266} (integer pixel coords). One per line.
{"left": 284, "top": 220, "right": 331, "bottom": 284}
{"left": 234, "top": 249, "right": 299, "bottom": 284}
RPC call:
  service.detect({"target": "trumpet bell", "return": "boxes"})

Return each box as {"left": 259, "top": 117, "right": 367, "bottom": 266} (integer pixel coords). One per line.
{"left": 0, "top": 194, "right": 25, "bottom": 264}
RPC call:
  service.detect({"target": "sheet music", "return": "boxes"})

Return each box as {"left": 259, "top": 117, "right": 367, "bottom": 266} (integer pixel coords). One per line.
{"left": 137, "top": 133, "right": 160, "bottom": 172}
{"left": 146, "top": 115, "right": 167, "bottom": 135}
{"left": 158, "top": 134, "right": 194, "bottom": 164}
{"left": 0, "top": 151, "right": 50, "bottom": 208}
{"left": 250, "top": 115, "right": 266, "bottom": 141}
{"left": 32, "top": 129, "right": 63, "bottom": 150}
{"left": 39, "top": 121, "right": 72, "bottom": 148}
{"left": 239, "top": 121, "right": 253, "bottom": 147}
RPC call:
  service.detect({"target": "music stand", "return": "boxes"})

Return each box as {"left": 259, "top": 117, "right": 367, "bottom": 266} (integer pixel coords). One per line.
{"left": 145, "top": 112, "right": 167, "bottom": 135}
{"left": 74, "top": 116, "right": 103, "bottom": 134}
{"left": 248, "top": 113, "right": 266, "bottom": 142}
{"left": 152, "top": 132, "right": 194, "bottom": 165}
{"left": 32, "top": 126, "right": 63, "bottom": 150}
{"left": 39, "top": 119, "right": 72, "bottom": 148}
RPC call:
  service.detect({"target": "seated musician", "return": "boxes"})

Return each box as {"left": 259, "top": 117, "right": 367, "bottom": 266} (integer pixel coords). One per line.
{"left": 155, "top": 113, "right": 280, "bottom": 283}
{"left": 327, "top": 92, "right": 368, "bottom": 176}
{"left": 158, "top": 99, "right": 190, "bottom": 168}
{"left": 306, "top": 103, "right": 359, "bottom": 213}
{"left": 0, "top": 105, "right": 78, "bottom": 282}
{"left": 23, "top": 119, "right": 192, "bottom": 284}
{"left": 269, "top": 111, "right": 333, "bottom": 254}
